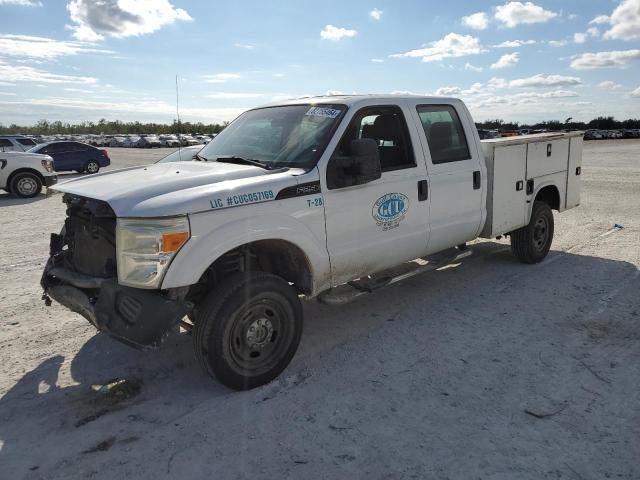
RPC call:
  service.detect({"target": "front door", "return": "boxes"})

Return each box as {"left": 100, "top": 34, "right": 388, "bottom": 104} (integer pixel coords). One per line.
{"left": 321, "top": 103, "right": 430, "bottom": 286}
{"left": 407, "top": 100, "right": 485, "bottom": 253}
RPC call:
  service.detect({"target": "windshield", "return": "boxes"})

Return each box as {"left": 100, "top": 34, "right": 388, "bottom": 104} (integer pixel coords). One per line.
{"left": 198, "top": 104, "right": 346, "bottom": 170}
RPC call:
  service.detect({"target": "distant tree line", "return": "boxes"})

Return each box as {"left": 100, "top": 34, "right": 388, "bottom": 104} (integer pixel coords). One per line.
{"left": 0, "top": 118, "right": 229, "bottom": 135}
{"left": 476, "top": 116, "right": 640, "bottom": 131}
{"left": 1, "top": 116, "right": 639, "bottom": 136}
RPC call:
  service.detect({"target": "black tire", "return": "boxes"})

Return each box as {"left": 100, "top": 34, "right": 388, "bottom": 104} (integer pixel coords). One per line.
{"left": 85, "top": 160, "right": 100, "bottom": 174}
{"left": 10, "top": 172, "right": 42, "bottom": 198}
{"left": 511, "top": 201, "right": 554, "bottom": 264}
{"left": 193, "top": 271, "right": 303, "bottom": 390}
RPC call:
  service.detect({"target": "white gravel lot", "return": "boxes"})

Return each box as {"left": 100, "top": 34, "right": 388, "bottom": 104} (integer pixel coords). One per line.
{"left": 1, "top": 141, "right": 639, "bottom": 479}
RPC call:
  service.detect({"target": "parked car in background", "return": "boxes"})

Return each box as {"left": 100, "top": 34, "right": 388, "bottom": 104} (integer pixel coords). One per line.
{"left": 160, "top": 134, "right": 181, "bottom": 147}
{"left": 122, "top": 136, "right": 140, "bottom": 148}
{"left": 108, "top": 137, "right": 126, "bottom": 147}
{"left": 179, "top": 135, "right": 200, "bottom": 146}
{"left": 0, "top": 150, "right": 57, "bottom": 197}
{"left": 155, "top": 145, "right": 203, "bottom": 163}
{"left": 0, "top": 135, "right": 39, "bottom": 152}
{"left": 136, "top": 135, "right": 162, "bottom": 148}
{"left": 28, "top": 141, "right": 110, "bottom": 173}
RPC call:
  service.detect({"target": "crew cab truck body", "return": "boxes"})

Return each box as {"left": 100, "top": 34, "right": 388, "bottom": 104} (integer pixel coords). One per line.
{"left": 0, "top": 151, "right": 57, "bottom": 197}
{"left": 41, "top": 96, "right": 582, "bottom": 390}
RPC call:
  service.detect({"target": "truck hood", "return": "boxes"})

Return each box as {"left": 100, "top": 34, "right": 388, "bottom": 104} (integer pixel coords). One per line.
{"left": 52, "top": 161, "right": 302, "bottom": 217}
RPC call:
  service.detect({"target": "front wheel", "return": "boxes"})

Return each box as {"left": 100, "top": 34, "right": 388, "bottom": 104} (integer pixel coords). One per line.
{"left": 510, "top": 201, "right": 554, "bottom": 264}
{"left": 193, "top": 272, "right": 303, "bottom": 390}
{"left": 85, "top": 161, "right": 100, "bottom": 174}
{"left": 11, "top": 172, "right": 42, "bottom": 198}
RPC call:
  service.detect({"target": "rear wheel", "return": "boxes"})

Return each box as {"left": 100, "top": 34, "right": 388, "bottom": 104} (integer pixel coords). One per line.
{"left": 510, "top": 201, "right": 554, "bottom": 264}
{"left": 11, "top": 172, "right": 42, "bottom": 198}
{"left": 85, "top": 161, "right": 100, "bottom": 174}
{"left": 193, "top": 271, "right": 303, "bottom": 390}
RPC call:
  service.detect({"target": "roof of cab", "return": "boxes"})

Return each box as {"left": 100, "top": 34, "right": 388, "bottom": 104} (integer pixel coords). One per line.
{"left": 256, "top": 94, "right": 463, "bottom": 109}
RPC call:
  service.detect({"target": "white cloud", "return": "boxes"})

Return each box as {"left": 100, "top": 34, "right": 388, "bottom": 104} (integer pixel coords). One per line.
{"left": 391, "top": 33, "right": 483, "bottom": 62}
{"left": 320, "top": 25, "right": 357, "bottom": 41}
{"left": 631, "top": 86, "right": 640, "bottom": 97}
{"left": 574, "top": 32, "right": 587, "bottom": 44}
{"left": 494, "top": 2, "right": 558, "bottom": 28}
{"left": 435, "top": 86, "right": 463, "bottom": 96}
{"left": 488, "top": 77, "right": 508, "bottom": 88}
{"left": 67, "top": 0, "right": 192, "bottom": 41}
{"left": 597, "top": 80, "right": 623, "bottom": 89}
{"left": 589, "top": 15, "right": 610, "bottom": 25}
{"left": 370, "top": 58, "right": 384, "bottom": 63}
{"left": 202, "top": 73, "right": 241, "bottom": 84}
{"left": 491, "top": 52, "right": 519, "bottom": 69}
{"left": 465, "top": 62, "right": 483, "bottom": 72}
{"left": 206, "top": 92, "right": 263, "bottom": 100}
{"left": 233, "top": 43, "right": 255, "bottom": 50}
{"left": 0, "top": 0, "right": 42, "bottom": 6}
{"left": 462, "top": 12, "right": 489, "bottom": 30}
{"left": 0, "top": 96, "right": 245, "bottom": 123}
{"left": 64, "top": 87, "right": 94, "bottom": 93}
{"left": 369, "top": 8, "right": 383, "bottom": 21}
{"left": 570, "top": 50, "right": 640, "bottom": 69}
{"left": 494, "top": 39, "right": 535, "bottom": 48}
{"left": 602, "top": 0, "right": 640, "bottom": 41}
{"left": 587, "top": 27, "right": 600, "bottom": 38}
{"left": 509, "top": 74, "right": 582, "bottom": 88}
{"left": 0, "top": 34, "right": 112, "bottom": 59}
{"left": 0, "top": 60, "right": 97, "bottom": 85}
{"left": 548, "top": 40, "right": 568, "bottom": 47}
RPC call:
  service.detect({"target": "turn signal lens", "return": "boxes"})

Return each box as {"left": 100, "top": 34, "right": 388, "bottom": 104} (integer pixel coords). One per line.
{"left": 161, "top": 231, "right": 189, "bottom": 253}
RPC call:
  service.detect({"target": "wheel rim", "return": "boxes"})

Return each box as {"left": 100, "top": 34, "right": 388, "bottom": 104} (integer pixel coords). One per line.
{"left": 227, "top": 297, "right": 293, "bottom": 375}
{"left": 533, "top": 215, "right": 549, "bottom": 251}
{"left": 87, "top": 162, "right": 99, "bottom": 173}
{"left": 16, "top": 177, "right": 38, "bottom": 196}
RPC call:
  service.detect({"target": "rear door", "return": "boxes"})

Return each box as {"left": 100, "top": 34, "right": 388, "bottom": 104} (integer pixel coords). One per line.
{"left": 321, "top": 101, "right": 430, "bottom": 286}
{"left": 407, "top": 100, "right": 485, "bottom": 253}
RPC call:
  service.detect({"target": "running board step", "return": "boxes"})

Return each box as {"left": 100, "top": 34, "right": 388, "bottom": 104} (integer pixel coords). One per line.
{"left": 317, "top": 246, "right": 472, "bottom": 305}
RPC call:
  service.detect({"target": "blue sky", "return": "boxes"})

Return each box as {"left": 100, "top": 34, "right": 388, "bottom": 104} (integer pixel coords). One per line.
{"left": 0, "top": 0, "right": 639, "bottom": 125}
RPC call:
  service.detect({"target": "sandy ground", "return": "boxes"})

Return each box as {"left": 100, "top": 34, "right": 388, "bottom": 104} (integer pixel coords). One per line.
{"left": 0, "top": 141, "right": 639, "bottom": 479}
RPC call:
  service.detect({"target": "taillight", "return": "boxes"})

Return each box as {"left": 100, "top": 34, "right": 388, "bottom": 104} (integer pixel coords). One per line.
{"left": 101, "top": 149, "right": 109, "bottom": 158}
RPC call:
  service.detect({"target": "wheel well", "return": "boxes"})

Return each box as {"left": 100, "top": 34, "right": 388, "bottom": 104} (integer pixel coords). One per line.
{"left": 187, "top": 240, "right": 313, "bottom": 304}
{"left": 7, "top": 168, "right": 44, "bottom": 188}
{"left": 535, "top": 185, "right": 560, "bottom": 210}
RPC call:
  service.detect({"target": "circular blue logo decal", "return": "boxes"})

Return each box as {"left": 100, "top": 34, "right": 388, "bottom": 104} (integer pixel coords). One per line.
{"left": 372, "top": 193, "right": 409, "bottom": 230}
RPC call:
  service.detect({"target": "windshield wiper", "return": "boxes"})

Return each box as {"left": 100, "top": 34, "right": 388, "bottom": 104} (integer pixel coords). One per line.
{"left": 195, "top": 152, "right": 208, "bottom": 162}
{"left": 216, "top": 155, "right": 272, "bottom": 170}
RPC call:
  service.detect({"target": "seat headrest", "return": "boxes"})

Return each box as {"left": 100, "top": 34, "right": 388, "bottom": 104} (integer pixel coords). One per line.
{"left": 428, "top": 122, "right": 452, "bottom": 150}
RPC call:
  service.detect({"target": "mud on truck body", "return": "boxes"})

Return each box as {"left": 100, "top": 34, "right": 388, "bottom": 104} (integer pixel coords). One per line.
{"left": 42, "top": 96, "right": 583, "bottom": 390}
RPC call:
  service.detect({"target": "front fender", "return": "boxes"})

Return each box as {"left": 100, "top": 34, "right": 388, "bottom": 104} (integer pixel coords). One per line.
{"left": 161, "top": 209, "right": 331, "bottom": 295}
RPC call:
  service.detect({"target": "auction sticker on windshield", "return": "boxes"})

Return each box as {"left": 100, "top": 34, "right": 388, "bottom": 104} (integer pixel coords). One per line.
{"left": 372, "top": 193, "right": 409, "bottom": 231}
{"left": 305, "top": 107, "right": 341, "bottom": 119}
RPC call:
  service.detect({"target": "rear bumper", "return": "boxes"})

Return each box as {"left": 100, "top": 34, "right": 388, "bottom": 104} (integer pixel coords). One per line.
{"left": 41, "top": 242, "right": 189, "bottom": 349}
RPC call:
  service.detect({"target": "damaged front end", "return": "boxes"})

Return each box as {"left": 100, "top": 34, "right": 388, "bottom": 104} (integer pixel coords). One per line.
{"left": 41, "top": 194, "right": 189, "bottom": 349}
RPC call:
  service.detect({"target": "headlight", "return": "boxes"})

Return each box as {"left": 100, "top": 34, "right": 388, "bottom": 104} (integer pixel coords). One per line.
{"left": 41, "top": 158, "right": 53, "bottom": 172}
{"left": 116, "top": 217, "right": 190, "bottom": 289}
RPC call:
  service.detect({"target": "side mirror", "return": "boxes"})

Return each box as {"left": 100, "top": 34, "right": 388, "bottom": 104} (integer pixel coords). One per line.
{"left": 327, "top": 138, "right": 381, "bottom": 189}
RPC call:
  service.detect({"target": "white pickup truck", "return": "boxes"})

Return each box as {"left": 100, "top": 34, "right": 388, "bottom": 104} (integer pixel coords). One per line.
{"left": 1, "top": 151, "right": 57, "bottom": 197}
{"left": 41, "top": 96, "right": 582, "bottom": 390}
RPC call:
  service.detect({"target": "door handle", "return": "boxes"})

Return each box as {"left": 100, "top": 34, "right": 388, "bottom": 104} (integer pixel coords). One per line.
{"left": 418, "top": 180, "right": 428, "bottom": 201}
{"left": 516, "top": 180, "right": 523, "bottom": 191}
{"left": 473, "top": 170, "right": 481, "bottom": 190}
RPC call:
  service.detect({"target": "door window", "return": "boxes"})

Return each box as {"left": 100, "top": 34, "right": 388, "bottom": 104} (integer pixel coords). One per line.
{"left": 334, "top": 105, "right": 415, "bottom": 172}
{"left": 416, "top": 105, "right": 471, "bottom": 164}
{"left": 17, "top": 138, "right": 36, "bottom": 146}
{"left": 0, "top": 139, "right": 13, "bottom": 148}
